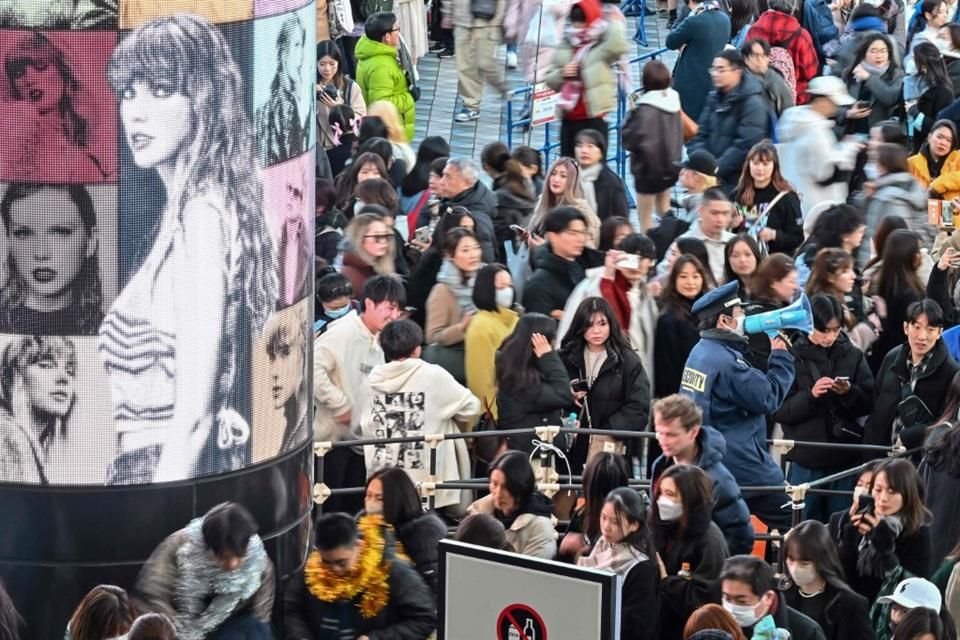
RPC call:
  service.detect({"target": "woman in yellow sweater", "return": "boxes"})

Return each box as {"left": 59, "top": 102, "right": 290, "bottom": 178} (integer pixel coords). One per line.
{"left": 465, "top": 265, "right": 519, "bottom": 420}
{"left": 908, "top": 119, "right": 960, "bottom": 199}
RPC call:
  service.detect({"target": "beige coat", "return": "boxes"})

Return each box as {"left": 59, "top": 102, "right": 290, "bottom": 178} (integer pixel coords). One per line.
{"left": 467, "top": 494, "right": 557, "bottom": 559}
{"left": 425, "top": 283, "right": 466, "bottom": 346}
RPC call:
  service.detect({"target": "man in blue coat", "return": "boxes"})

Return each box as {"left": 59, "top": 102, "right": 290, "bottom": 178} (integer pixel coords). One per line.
{"left": 680, "top": 280, "right": 794, "bottom": 529}
{"left": 652, "top": 394, "right": 755, "bottom": 555}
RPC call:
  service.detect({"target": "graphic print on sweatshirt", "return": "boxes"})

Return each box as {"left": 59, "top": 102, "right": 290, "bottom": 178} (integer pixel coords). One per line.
{"left": 369, "top": 391, "right": 426, "bottom": 470}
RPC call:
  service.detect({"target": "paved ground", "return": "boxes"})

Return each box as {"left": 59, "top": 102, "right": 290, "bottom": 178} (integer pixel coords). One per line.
{"left": 411, "top": 8, "right": 680, "bottom": 172}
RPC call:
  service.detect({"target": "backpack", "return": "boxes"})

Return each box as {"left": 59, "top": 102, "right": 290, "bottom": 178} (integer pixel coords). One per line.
{"left": 360, "top": 0, "right": 393, "bottom": 21}
{"left": 769, "top": 28, "right": 801, "bottom": 104}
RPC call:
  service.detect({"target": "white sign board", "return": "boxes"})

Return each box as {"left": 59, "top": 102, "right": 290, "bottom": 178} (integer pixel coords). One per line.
{"left": 531, "top": 82, "right": 558, "bottom": 127}
{"left": 438, "top": 540, "right": 620, "bottom": 640}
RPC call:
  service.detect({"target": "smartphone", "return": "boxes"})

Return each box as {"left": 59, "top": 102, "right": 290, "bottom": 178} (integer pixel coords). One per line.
{"left": 414, "top": 227, "right": 432, "bottom": 244}
{"left": 616, "top": 254, "right": 641, "bottom": 270}
{"left": 857, "top": 493, "right": 874, "bottom": 514}
{"left": 571, "top": 379, "right": 590, "bottom": 393}
{"left": 834, "top": 376, "right": 850, "bottom": 383}
{"left": 854, "top": 100, "right": 870, "bottom": 111}
{"left": 509, "top": 224, "right": 529, "bottom": 237}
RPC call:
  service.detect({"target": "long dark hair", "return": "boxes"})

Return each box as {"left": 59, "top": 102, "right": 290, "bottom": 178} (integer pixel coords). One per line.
{"left": 750, "top": 253, "right": 796, "bottom": 304}
{"left": 582, "top": 452, "right": 631, "bottom": 543}
{"left": 605, "top": 487, "right": 656, "bottom": 560}
{"left": 335, "top": 152, "right": 389, "bottom": 211}
{"left": 806, "top": 248, "right": 854, "bottom": 298}
{"left": 799, "top": 204, "right": 866, "bottom": 260}
{"left": 68, "top": 585, "right": 136, "bottom": 640}
{"left": 844, "top": 33, "right": 899, "bottom": 83}
{"left": 481, "top": 141, "right": 531, "bottom": 199}
{"left": 914, "top": 41, "right": 952, "bottom": 89}
{"left": 496, "top": 313, "right": 558, "bottom": 389}
{"left": 316, "top": 40, "right": 348, "bottom": 89}
{"left": 473, "top": 263, "right": 511, "bottom": 312}
{"left": 723, "top": 234, "right": 761, "bottom": 290}
{"left": 0, "top": 183, "right": 103, "bottom": 333}
{"left": 599, "top": 216, "right": 632, "bottom": 252}
{"left": 925, "top": 371, "right": 960, "bottom": 476}
{"left": 653, "top": 464, "right": 714, "bottom": 540}
{"left": 871, "top": 458, "right": 932, "bottom": 537}
{"left": 661, "top": 254, "right": 711, "bottom": 319}
{"left": 560, "top": 297, "right": 633, "bottom": 358}
{"left": 366, "top": 466, "right": 423, "bottom": 528}
{"left": 907, "top": 0, "right": 947, "bottom": 50}
{"left": 401, "top": 137, "right": 450, "bottom": 197}
{"left": 866, "top": 215, "right": 908, "bottom": 272}
{"left": 489, "top": 450, "right": 536, "bottom": 505}
{"left": 784, "top": 520, "right": 855, "bottom": 597}
{"left": 679, "top": 237, "right": 717, "bottom": 288}
{"left": 873, "top": 229, "right": 924, "bottom": 300}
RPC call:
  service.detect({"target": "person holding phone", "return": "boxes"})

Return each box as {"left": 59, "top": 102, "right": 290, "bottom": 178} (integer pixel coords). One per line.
{"left": 835, "top": 458, "right": 933, "bottom": 607}
{"left": 316, "top": 41, "right": 367, "bottom": 150}
{"left": 773, "top": 294, "right": 875, "bottom": 522}
{"left": 841, "top": 33, "right": 904, "bottom": 133}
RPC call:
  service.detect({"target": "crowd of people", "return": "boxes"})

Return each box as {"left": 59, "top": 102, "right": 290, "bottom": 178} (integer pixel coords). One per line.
{"left": 10, "top": 0, "right": 960, "bottom": 636}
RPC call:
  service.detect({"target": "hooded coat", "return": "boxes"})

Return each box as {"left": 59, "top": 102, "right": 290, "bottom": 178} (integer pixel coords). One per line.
{"left": 680, "top": 330, "right": 795, "bottom": 489}
{"left": 360, "top": 358, "right": 480, "bottom": 509}
{"left": 544, "top": 0, "right": 630, "bottom": 118}
{"left": 666, "top": 4, "right": 731, "bottom": 120}
{"left": 652, "top": 425, "right": 755, "bottom": 555}
{"left": 395, "top": 512, "right": 449, "bottom": 596}
{"left": 354, "top": 36, "right": 416, "bottom": 141}
{"left": 687, "top": 71, "right": 770, "bottom": 187}
{"left": 776, "top": 105, "right": 862, "bottom": 218}
{"left": 622, "top": 88, "right": 684, "bottom": 194}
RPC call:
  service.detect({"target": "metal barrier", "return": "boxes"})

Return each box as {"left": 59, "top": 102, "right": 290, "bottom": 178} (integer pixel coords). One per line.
{"left": 504, "top": 47, "right": 670, "bottom": 195}
{"left": 313, "top": 425, "right": 909, "bottom": 531}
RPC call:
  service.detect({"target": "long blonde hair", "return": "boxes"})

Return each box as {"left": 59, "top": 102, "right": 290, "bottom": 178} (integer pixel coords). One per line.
{"left": 367, "top": 101, "right": 407, "bottom": 145}
{"left": 345, "top": 213, "right": 395, "bottom": 274}
{"left": 531, "top": 157, "right": 599, "bottom": 244}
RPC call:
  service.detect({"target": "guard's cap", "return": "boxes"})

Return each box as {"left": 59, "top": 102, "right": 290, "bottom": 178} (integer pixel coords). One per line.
{"left": 690, "top": 279, "right": 742, "bottom": 318}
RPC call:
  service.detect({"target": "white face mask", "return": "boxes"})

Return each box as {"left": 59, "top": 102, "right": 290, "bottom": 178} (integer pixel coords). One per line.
{"left": 789, "top": 563, "right": 820, "bottom": 590}
{"left": 729, "top": 315, "right": 745, "bottom": 336}
{"left": 723, "top": 599, "right": 762, "bottom": 628}
{"left": 657, "top": 496, "right": 683, "bottom": 522}
{"left": 365, "top": 500, "right": 382, "bottom": 515}
{"left": 495, "top": 287, "right": 514, "bottom": 309}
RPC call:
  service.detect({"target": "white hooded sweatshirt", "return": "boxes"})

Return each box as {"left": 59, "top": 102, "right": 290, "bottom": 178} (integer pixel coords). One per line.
{"left": 776, "top": 105, "right": 861, "bottom": 221}
{"left": 360, "top": 357, "right": 481, "bottom": 509}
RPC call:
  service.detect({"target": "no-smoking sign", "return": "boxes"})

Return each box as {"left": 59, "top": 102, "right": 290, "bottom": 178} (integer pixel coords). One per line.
{"left": 497, "top": 603, "right": 547, "bottom": 640}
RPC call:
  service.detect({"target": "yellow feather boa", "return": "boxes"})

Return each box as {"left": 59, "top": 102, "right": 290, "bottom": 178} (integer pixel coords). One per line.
{"left": 304, "top": 514, "right": 391, "bottom": 618}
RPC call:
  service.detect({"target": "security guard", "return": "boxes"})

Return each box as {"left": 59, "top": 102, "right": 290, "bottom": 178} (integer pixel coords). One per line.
{"left": 680, "top": 280, "right": 795, "bottom": 529}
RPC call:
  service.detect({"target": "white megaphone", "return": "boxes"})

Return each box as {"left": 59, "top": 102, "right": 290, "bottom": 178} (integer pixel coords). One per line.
{"left": 743, "top": 293, "right": 814, "bottom": 337}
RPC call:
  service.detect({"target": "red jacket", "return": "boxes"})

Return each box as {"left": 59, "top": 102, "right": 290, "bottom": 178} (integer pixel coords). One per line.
{"left": 746, "top": 11, "right": 819, "bottom": 103}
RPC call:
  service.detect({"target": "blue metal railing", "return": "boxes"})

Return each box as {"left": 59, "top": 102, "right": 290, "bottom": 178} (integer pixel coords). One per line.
{"left": 505, "top": 47, "right": 670, "bottom": 209}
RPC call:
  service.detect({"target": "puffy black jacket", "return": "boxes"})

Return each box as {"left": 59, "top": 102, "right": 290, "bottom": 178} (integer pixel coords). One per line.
{"left": 559, "top": 343, "right": 651, "bottom": 470}
{"left": 687, "top": 72, "right": 770, "bottom": 188}
{"left": 652, "top": 425, "right": 755, "bottom": 555}
{"left": 864, "top": 340, "right": 960, "bottom": 452}
{"left": 283, "top": 557, "right": 437, "bottom": 640}
{"left": 521, "top": 246, "right": 603, "bottom": 316}
{"left": 592, "top": 165, "right": 630, "bottom": 221}
{"left": 784, "top": 583, "right": 873, "bottom": 640}
{"left": 497, "top": 350, "right": 573, "bottom": 453}
{"left": 396, "top": 512, "right": 448, "bottom": 597}
{"left": 443, "top": 181, "right": 498, "bottom": 261}
{"left": 654, "top": 303, "right": 701, "bottom": 398}
{"left": 653, "top": 508, "right": 728, "bottom": 640}
{"left": 773, "top": 333, "right": 874, "bottom": 469}
{"left": 493, "top": 179, "right": 535, "bottom": 264}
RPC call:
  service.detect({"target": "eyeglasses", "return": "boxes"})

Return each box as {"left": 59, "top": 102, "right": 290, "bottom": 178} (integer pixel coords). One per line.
{"left": 709, "top": 66, "right": 733, "bottom": 74}
{"left": 364, "top": 234, "right": 393, "bottom": 243}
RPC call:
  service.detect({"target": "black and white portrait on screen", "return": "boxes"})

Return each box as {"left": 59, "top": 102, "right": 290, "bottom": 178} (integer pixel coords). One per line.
{"left": 0, "top": 0, "right": 117, "bottom": 30}
{"left": 100, "top": 13, "right": 277, "bottom": 485}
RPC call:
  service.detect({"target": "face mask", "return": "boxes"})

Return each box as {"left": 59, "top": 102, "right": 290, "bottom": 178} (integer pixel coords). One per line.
{"left": 864, "top": 162, "right": 879, "bottom": 180}
{"left": 365, "top": 500, "right": 382, "bottom": 515}
{"left": 325, "top": 304, "right": 351, "bottom": 319}
{"left": 495, "top": 287, "right": 514, "bottom": 309}
{"left": 729, "top": 315, "right": 745, "bottom": 336}
{"left": 657, "top": 496, "right": 683, "bottom": 522}
{"left": 790, "top": 564, "right": 820, "bottom": 590}
{"left": 723, "top": 599, "right": 762, "bottom": 628}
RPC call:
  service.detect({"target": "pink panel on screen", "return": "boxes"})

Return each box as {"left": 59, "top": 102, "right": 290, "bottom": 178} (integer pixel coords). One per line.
{"left": 254, "top": 0, "right": 312, "bottom": 17}
{"left": 261, "top": 152, "right": 314, "bottom": 308}
{"left": 0, "top": 30, "right": 118, "bottom": 184}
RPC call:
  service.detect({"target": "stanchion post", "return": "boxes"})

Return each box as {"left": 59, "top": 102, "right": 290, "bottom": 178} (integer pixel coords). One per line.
{"left": 313, "top": 441, "right": 333, "bottom": 509}
{"left": 534, "top": 425, "right": 561, "bottom": 498}
{"left": 422, "top": 433, "right": 445, "bottom": 512}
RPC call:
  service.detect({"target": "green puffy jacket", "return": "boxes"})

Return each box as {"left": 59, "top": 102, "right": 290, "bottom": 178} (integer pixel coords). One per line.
{"left": 355, "top": 36, "right": 415, "bottom": 141}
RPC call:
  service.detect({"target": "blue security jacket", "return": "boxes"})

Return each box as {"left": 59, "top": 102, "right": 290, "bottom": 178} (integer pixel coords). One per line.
{"left": 679, "top": 330, "right": 795, "bottom": 488}
{"left": 652, "top": 425, "right": 755, "bottom": 555}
